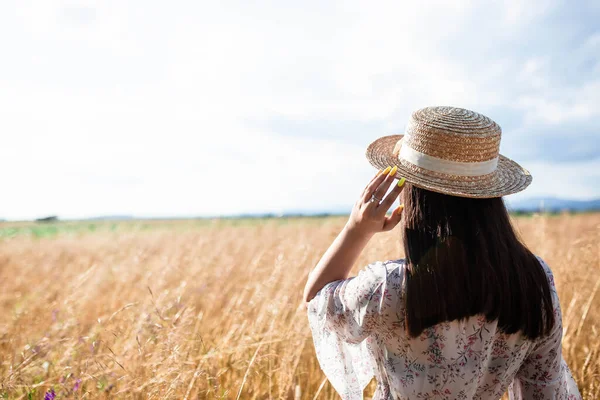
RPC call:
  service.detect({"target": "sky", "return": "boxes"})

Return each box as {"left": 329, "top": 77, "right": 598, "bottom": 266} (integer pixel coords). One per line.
{"left": 1, "top": 0, "right": 599, "bottom": 220}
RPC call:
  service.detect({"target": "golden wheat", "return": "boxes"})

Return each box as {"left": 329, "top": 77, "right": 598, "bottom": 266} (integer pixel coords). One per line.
{"left": 0, "top": 214, "right": 598, "bottom": 399}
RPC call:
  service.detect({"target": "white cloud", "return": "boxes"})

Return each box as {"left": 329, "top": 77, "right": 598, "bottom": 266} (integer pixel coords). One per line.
{"left": 502, "top": 0, "right": 558, "bottom": 25}
{"left": 516, "top": 80, "right": 600, "bottom": 125}
{"left": 507, "top": 158, "right": 600, "bottom": 205}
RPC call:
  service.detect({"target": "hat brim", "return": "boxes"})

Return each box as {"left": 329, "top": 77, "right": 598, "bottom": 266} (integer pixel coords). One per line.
{"left": 366, "top": 135, "right": 532, "bottom": 198}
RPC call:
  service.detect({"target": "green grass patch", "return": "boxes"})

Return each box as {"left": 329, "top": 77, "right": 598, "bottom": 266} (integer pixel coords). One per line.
{"left": 0, "top": 215, "right": 343, "bottom": 239}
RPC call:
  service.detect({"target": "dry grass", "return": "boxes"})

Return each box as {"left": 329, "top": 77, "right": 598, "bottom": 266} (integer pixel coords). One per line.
{"left": 0, "top": 214, "right": 598, "bottom": 399}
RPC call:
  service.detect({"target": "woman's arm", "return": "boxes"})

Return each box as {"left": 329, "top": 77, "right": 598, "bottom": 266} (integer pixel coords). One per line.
{"left": 302, "top": 166, "right": 405, "bottom": 304}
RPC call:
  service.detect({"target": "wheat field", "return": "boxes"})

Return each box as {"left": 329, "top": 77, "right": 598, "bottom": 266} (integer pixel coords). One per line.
{"left": 0, "top": 214, "right": 598, "bottom": 399}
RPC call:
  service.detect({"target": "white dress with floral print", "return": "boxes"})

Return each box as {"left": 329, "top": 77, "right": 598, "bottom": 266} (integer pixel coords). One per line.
{"left": 307, "top": 257, "right": 581, "bottom": 400}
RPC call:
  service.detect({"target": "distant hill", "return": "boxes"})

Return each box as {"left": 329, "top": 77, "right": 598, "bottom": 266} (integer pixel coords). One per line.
{"left": 35, "top": 215, "right": 59, "bottom": 223}
{"left": 507, "top": 197, "right": 600, "bottom": 213}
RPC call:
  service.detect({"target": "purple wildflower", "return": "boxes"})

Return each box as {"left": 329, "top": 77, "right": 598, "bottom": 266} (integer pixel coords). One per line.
{"left": 44, "top": 388, "right": 56, "bottom": 400}
{"left": 74, "top": 378, "right": 82, "bottom": 391}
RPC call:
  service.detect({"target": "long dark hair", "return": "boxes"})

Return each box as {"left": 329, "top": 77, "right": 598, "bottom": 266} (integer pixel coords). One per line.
{"left": 401, "top": 184, "right": 555, "bottom": 339}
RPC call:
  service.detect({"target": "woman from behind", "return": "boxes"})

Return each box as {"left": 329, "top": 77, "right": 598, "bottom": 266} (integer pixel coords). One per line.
{"left": 303, "top": 106, "right": 581, "bottom": 400}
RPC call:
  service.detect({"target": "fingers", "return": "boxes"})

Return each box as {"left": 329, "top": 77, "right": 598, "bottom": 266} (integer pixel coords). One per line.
{"left": 379, "top": 177, "right": 406, "bottom": 212}
{"left": 370, "top": 166, "right": 398, "bottom": 204}
{"left": 362, "top": 166, "right": 391, "bottom": 202}
{"left": 367, "top": 167, "right": 388, "bottom": 186}
{"left": 382, "top": 204, "right": 404, "bottom": 231}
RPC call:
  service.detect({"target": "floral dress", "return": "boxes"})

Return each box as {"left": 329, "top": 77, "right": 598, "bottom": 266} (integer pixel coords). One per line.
{"left": 307, "top": 257, "right": 581, "bottom": 400}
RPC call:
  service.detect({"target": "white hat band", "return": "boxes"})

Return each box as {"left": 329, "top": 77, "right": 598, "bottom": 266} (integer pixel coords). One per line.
{"left": 399, "top": 140, "right": 499, "bottom": 177}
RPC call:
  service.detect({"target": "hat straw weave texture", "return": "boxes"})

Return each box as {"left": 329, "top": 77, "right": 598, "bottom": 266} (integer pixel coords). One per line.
{"left": 365, "top": 106, "right": 532, "bottom": 198}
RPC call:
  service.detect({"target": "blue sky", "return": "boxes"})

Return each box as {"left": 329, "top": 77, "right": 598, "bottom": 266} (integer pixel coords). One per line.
{"left": 1, "top": 0, "right": 599, "bottom": 220}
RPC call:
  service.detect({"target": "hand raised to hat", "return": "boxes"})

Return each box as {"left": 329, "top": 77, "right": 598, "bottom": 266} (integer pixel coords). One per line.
{"left": 302, "top": 166, "right": 405, "bottom": 304}
{"left": 346, "top": 166, "right": 406, "bottom": 237}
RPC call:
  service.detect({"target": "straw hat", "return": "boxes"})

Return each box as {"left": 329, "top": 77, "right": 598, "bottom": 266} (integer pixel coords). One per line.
{"left": 366, "top": 106, "right": 532, "bottom": 198}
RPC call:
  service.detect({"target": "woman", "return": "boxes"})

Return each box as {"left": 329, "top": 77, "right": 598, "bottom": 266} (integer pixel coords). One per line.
{"left": 303, "top": 107, "right": 581, "bottom": 400}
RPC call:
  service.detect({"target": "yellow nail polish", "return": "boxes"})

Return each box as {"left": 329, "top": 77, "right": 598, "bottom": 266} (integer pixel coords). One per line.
{"left": 382, "top": 166, "right": 391, "bottom": 175}
{"left": 397, "top": 177, "right": 406, "bottom": 187}
{"left": 395, "top": 204, "right": 404, "bottom": 213}
{"left": 389, "top": 166, "right": 398, "bottom": 176}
